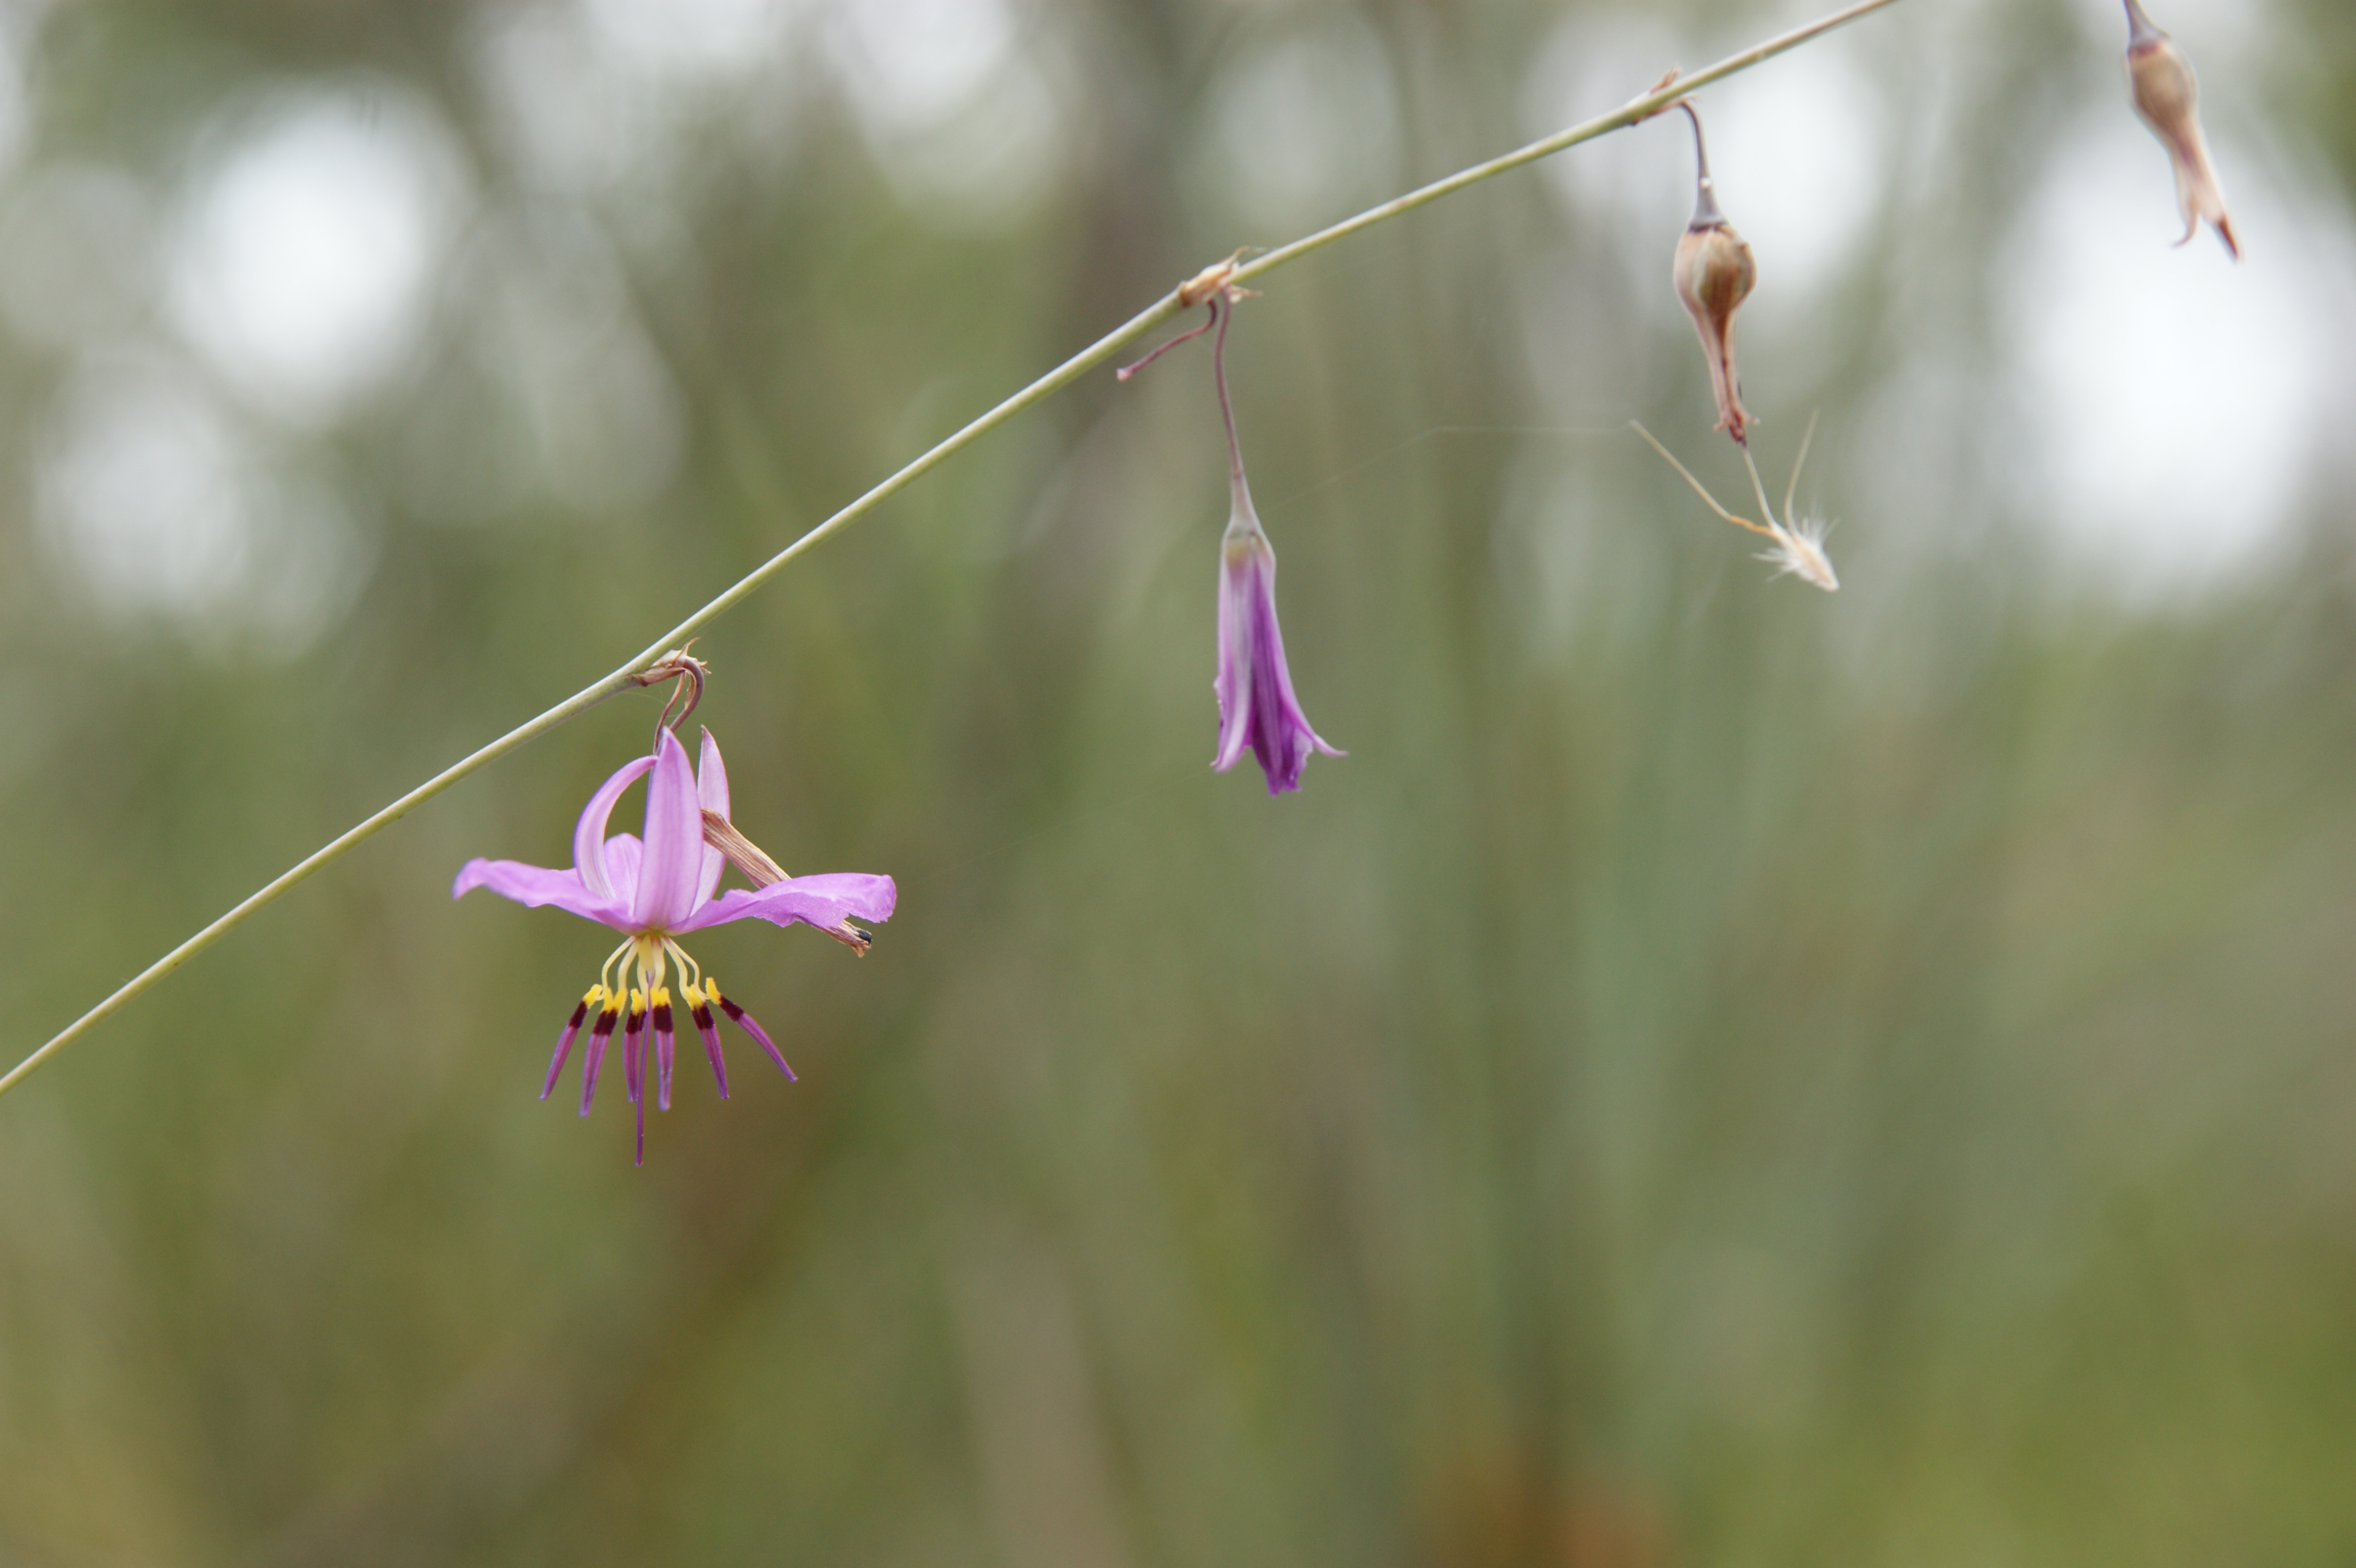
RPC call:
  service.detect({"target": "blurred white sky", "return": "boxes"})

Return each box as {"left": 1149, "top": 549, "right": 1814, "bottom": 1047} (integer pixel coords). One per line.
{"left": 166, "top": 87, "right": 467, "bottom": 426}
{"left": 2001, "top": 110, "right": 2355, "bottom": 600}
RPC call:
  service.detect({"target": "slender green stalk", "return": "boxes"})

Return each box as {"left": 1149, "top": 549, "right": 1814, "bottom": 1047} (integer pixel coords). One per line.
{"left": 0, "top": 0, "right": 1906, "bottom": 1102}
{"left": 1232, "top": 0, "right": 1905, "bottom": 287}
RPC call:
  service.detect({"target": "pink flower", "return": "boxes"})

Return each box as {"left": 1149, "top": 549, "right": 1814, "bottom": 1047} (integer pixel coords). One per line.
{"left": 2124, "top": 0, "right": 2239, "bottom": 259}
{"left": 1215, "top": 485, "right": 1342, "bottom": 794}
{"left": 1116, "top": 279, "right": 1341, "bottom": 792}
{"left": 1204, "top": 295, "right": 1341, "bottom": 794}
{"left": 454, "top": 727, "right": 894, "bottom": 1163}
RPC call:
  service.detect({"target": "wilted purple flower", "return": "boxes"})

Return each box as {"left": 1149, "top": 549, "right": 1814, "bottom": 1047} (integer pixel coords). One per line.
{"left": 1216, "top": 487, "right": 1342, "bottom": 792}
{"left": 1205, "top": 296, "right": 1341, "bottom": 793}
{"left": 454, "top": 726, "right": 894, "bottom": 1163}
{"left": 2124, "top": 0, "right": 2239, "bottom": 259}
{"left": 1670, "top": 101, "right": 1758, "bottom": 446}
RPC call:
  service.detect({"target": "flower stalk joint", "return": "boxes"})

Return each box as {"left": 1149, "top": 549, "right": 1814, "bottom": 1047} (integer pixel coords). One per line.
{"left": 626, "top": 643, "right": 712, "bottom": 739}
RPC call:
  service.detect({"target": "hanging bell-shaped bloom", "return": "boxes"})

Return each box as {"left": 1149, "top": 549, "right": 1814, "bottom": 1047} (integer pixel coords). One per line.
{"left": 2123, "top": 0, "right": 2239, "bottom": 259}
{"left": 1215, "top": 476, "right": 1343, "bottom": 793}
{"left": 1670, "top": 103, "right": 1758, "bottom": 445}
{"left": 1203, "top": 293, "right": 1341, "bottom": 794}
{"left": 1116, "top": 277, "right": 1342, "bottom": 793}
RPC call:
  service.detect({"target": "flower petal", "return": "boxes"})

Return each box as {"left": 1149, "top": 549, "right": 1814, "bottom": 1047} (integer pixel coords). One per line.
{"left": 1213, "top": 508, "right": 1267, "bottom": 773}
{"left": 603, "top": 834, "right": 643, "bottom": 905}
{"left": 631, "top": 730, "right": 706, "bottom": 932}
{"left": 574, "top": 754, "right": 657, "bottom": 903}
{"left": 676, "top": 872, "right": 897, "bottom": 933}
{"left": 451, "top": 858, "right": 627, "bottom": 927}
{"left": 1212, "top": 507, "right": 1340, "bottom": 793}
{"left": 1244, "top": 574, "right": 1343, "bottom": 794}
{"left": 695, "top": 728, "right": 731, "bottom": 908}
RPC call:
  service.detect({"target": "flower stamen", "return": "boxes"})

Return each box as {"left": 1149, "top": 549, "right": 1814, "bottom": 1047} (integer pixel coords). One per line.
{"left": 683, "top": 978, "right": 731, "bottom": 1100}
{"left": 579, "top": 990, "right": 621, "bottom": 1115}
{"left": 622, "top": 987, "right": 649, "bottom": 1165}
{"left": 543, "top": 983, "right": 603, "bottom": 1100}
{"left": 596, "top": 936, "right": 632, "bottom": 995}
{"left": 708, "top": 976, "right": 795, "bottom": 1082}
{"left": 652, "top": 985, "right": 676, "bottom": 1113}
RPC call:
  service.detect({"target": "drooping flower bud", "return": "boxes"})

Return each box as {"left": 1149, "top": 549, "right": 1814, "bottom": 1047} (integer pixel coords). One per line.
{"left": 1114, "top": 271, "right": 1342, "bottom": 793}
{"left": 1670, "top": 102, "right": 1758, "bottom": 446}
{"left": 1215, "top": 484, "right": 1343, "bottom": 792}
{"left": 1205, "top": 293, "right": 1342, "bottom": 793}
{"left": 2123, "top": 0, "right": 2239, "bottom": 259}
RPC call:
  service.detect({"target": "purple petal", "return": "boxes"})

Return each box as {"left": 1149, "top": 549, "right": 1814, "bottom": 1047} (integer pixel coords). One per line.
{"left": 632, "top": 730, "right": 706, "bottom": 933}
{"left": 676, "top": 872, "right": 897, "bottom": 934}
{"left": 574, "top": 754, "right": 657, "bottom": 904}
{"left": 1212, "top": 521, "right": 1267, "bottom": 774}
{"left": 1212, "top": 508, "right": 1341, "bottom": 795}
{"left": 452, "top": 859, "right": 628, "bottom": 927}
{"left": 695, "top": 728, "right": 731, "bottom": 908}
{"left": 603, "top": 834, "right": 643, "bottom": 905}
{"left": 1244, "top": 571, "right": 1343, "bottom": 794}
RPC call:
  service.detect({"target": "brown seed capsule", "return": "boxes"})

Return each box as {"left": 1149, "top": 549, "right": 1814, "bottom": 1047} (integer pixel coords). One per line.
{"left": 1671, "top": 102, "right": 1758, "bottom": 445}
{"left": 2124, "top": 0, "right": 2239, "bottom": 259}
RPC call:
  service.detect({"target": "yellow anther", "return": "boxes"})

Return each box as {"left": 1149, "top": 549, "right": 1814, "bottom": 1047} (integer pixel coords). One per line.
{"left": 652, "top": 986, "right": 672, "bottom": 1008}
{"left": 704, "top": 977, "right": 724, "bottom": 1005}
{"left": 582, "top": 983, "right": 606, "bottom": 1007}
{"left": 681, "top": 980, "right": 705, "bottom": 1008}
{"left": 629, "top": 987, "right": 646, "bottom": 1013}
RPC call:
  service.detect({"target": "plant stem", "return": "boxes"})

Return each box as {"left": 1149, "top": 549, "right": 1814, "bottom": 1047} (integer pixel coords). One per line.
{"left": 1210, "top": 295, "right": 1246, "bottom": 492}
{"left": 1227, "top": 0, "right": 1905, "bottom": 287}
{"left": 0, "top": 0, "right": 1906, "bottom": 1101}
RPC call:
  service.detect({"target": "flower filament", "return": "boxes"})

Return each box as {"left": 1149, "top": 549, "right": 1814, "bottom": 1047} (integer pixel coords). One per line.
{"left": 540, "top": 931, "right": 797, "bottom": 1165}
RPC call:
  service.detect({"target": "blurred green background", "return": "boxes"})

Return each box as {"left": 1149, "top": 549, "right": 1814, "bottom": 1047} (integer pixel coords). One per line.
{"left": 5, "top": 0, "right": 2356, "bottom": 1561}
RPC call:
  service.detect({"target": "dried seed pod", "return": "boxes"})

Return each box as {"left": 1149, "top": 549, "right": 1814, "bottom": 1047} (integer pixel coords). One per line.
{"left": 2124, "top": 0, "right": 2239, "bottom": 259}
{"left": 1670, "top": 102, "right": 1758, "bottom": 445}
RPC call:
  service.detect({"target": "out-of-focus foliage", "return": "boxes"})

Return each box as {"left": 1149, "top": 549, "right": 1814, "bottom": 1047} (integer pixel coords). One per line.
{"left": 3, "top": 0, "right": 2354, "bottom": 1563}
